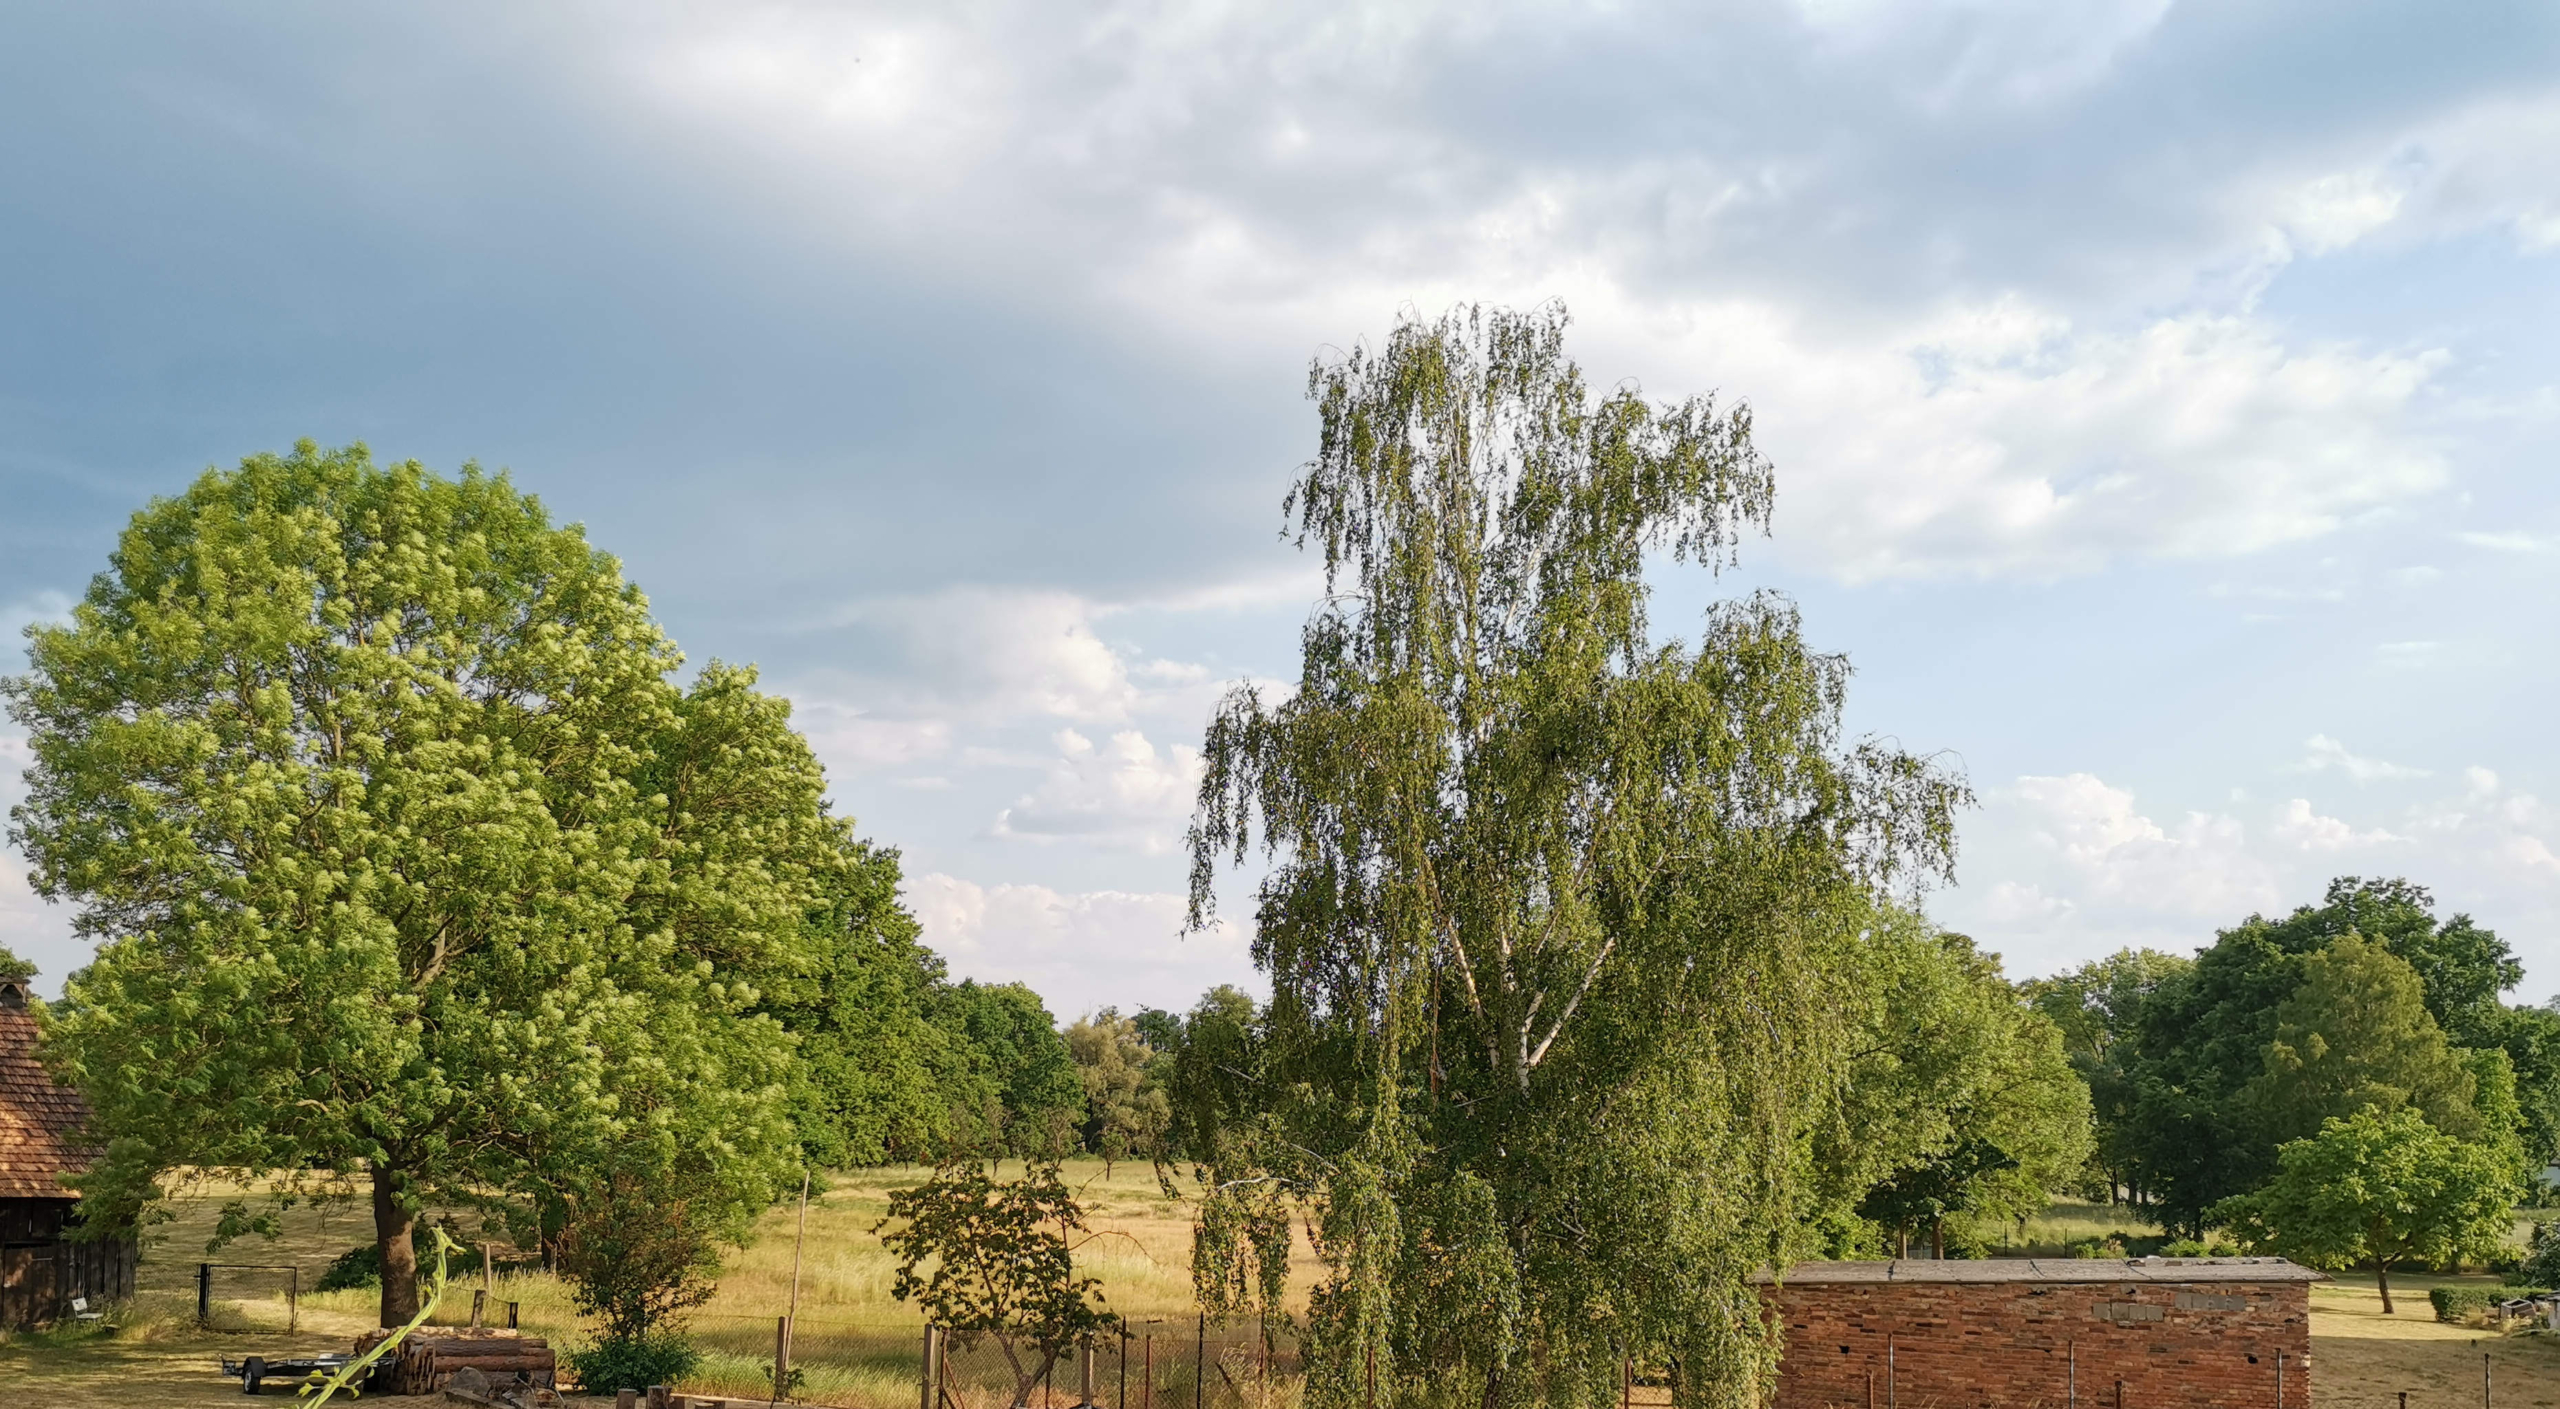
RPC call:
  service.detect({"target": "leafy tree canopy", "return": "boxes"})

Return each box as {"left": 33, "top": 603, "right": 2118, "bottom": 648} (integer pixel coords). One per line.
{"left": 877, "top": 1161, "right": 1118, "bottom": 1408}
{"left": 2242, "top": 933, "right": 2480, "bottom": 1149}
{"left": 939, "top": 980, "right": 1085, "bottom": 1161}
{"left": 2021, "top": 948, "right": 2190, "bottom": 1204}
{"left": 1065, "top": 1009, "right": 1171, "bottom": 1176}
{"left": 1817, "top": 913, "right": 2094, "bottom": 1257}
{"left": 2124, "top": 877, "right": 2547, "bottom": 1230}
{"left": 4, "top": 445, "right": 828, "bottom": 1323}
{"left": 2212, "top": 1107, "right": 2513, "bottom": 1314}
{"left": 758, "top": 840, "right": 956, "bottom": 1166}
{"left": 1186, "top": 304, "right": 1966, "bottom": 1409}
{"left": 0, "top": 941, "right": 33, "bottom": 985}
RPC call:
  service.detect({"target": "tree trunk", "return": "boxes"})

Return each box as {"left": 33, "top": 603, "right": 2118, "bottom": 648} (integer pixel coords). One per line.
{"left": 1931, "top": 1219, "right": 1945, "bottom": 1260}
{"left": 373, "top": 1165, "right": 421, "bottom": 1327}
{"left": 2374, "top": 1260, "right": 2394, "bottom": 1315}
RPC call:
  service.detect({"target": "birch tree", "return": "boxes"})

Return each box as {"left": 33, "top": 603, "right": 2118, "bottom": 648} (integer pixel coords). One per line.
{"left": 1186, "top": 305, "right": 1966, "bottom": 1409}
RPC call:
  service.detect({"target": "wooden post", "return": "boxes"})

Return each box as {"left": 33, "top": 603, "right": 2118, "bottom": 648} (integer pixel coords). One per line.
{"left": 2483, "top": 1351, "right": 2492, "bottom": 1408}
{"left": 508, "top": 1300, "right": 520, "bottom": 1330}
{"left": 781, "top": 1172, "right": 810, "bottom": 1408}
{"left": 485, "top": 1243, "right": 496, "bottom": 1301}
{"left": 1082, "top": 1337, "right": 1098, "bottom": 1407}
{"left": 289, "top": 1266, "right": 300, "bottom": 1333}
{"left": 1146, "top": 1333, "right": 1156, "bottom": 1409}
{"left": 472, "top": 1288, "right": 487, "bottom": 1330}
{"left": 197, "top": 1262, "right": 211, "bottom": 1325}
{"left": 1365, "top": 1339, "right": 1375, "bottom": 1409}
{"left": 922, "top": 1326, "right": 940, "bottom": 1409}
{"left": 617, "top": 1392, "right": 637, "bottom": 1409}
{"left": 1194, "top": 1313, "right": 1205, "bottom": 1409}
{"left": 2113, "top": 1379, "right": 2124, "bottom": 1409}
{"left": 2066, "top": 1339, "right": 2074, "bottom": 1408}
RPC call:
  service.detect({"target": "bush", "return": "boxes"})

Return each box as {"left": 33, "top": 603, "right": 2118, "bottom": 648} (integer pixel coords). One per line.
{"left": 2066, "top": 1236, "right": 2127, "bottom": 1259}
{"left": 312, "top": 1226, "right": 487, "bottom": 1291}
{"left": 2432, "top": 1285, "right": 2554, "bottom": 1324}
{"left": 568, "top": 1334, "right": 701, "bottom": 1394}
{"left": 2158, "top": 1236, "right": 2241, "bottom": 1258}
{"left": 2515, "top": 1221, "right": 2560, "bottom": 1288}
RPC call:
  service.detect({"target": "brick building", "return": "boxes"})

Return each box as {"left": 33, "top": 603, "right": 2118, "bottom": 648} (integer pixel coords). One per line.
{"left": 1759, "top": 1257, "right": 2322, "bottom": 1409}
{"left": 0, "top": 971, "right": 135, "bottom": 1328}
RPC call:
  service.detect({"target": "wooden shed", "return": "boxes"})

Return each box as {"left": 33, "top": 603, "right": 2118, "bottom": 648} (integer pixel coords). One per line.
{"left": 0, "top": 972, "right": 135, "bottom": 1329}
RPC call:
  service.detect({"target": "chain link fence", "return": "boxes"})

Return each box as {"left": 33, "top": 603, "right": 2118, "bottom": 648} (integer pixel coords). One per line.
{"left": 926, "top": 1317, "right": 1302, "bottom": 1409}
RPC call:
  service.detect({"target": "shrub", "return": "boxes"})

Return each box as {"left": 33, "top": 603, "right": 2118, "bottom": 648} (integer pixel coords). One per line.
{"left": 2514, "top": 1222, "right": 2560, "bottom": 1288}
{"left": 568, "top": 1334, "right": 701, "bottom": 1394}
{"left": 2432, "top": 1285, "right": 2553, "bottom": 1324}
{"left": 2158, "top": 1236, "right": 2241, "bottom": 1258}
{"left": 2066, "top": 1236, "right": 2127, "bottom": 1259}
{"left": 313, "top": 1227, "right": 486, "bottom": 1291}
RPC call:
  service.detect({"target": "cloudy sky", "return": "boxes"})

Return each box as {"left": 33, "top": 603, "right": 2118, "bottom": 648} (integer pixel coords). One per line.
{"left": 5, "top": 1, "right": 2560, "bottom": 1015}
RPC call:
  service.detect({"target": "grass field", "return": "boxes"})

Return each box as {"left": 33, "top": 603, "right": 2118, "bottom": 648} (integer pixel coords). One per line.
{"left": 0, "top": 1169, "right": 2551, "bottom": 1406}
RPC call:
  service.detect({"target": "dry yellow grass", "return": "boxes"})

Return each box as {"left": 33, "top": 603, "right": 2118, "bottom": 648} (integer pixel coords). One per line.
{"left": 3, "top": 1172, "right": 2549, "bottom": 1408}
{"left": 2307, "top": 1273, "right": 2559, "bottom": 1408}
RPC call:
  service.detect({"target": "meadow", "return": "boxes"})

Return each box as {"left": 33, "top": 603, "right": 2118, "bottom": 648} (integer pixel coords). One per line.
{"left": 0, "top": 1168, "right": 2548, "bottom": 1407}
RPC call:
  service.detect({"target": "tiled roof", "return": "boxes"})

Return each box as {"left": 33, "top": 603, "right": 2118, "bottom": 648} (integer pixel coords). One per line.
{"left": 1761, "top": 1257, "right": 2325, "bottom": 1285}
{"left": 0, "top": 1007, "right": 93, "bottom": 1200}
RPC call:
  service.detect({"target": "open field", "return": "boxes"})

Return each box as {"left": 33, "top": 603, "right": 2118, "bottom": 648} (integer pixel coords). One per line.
{"left": 2, "top": 1170, "right": 2552, "bottom": 1406}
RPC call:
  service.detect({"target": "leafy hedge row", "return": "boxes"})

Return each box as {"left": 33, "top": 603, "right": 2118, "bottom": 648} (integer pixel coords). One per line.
{"left": 2429, "top": 1285, "right": 2553, "bottom": 1323}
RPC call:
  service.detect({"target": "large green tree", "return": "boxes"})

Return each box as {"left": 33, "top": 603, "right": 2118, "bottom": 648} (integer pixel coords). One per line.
{"left": 4, "top": 445, "right": 826, "bottom": 1323}
{"left": 1819, "top": 916, "right": 2093, "bottom": 1258}
{"left": 938, "top": 980, "right": 1084, "bottom": 1161}
{"left": 1065, "top": 1009, "right": 1170, "bottom": 1176}
{"left": 2021, "top": 947, "right": 2189, "bottom": 1206}
{"left": 760, "top": 840, "right": 958, "bottom": 1166}
{"left": 1186, "top": 305, "right": 1966, "bottom": 1409}
{"left": 2241, "top": 933, "right": 2480, "bottom": 1149}
{"left": 2122, "top": 878, "right": 2545, "bottom": 1230}
{"left": 2211, "top": 1107, "right": 2513, "bottom": 1314}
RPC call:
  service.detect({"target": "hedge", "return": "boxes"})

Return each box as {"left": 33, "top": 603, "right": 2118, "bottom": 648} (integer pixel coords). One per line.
{"left": 2431, "top": 1285, "right": 2553, "bottom": 1323}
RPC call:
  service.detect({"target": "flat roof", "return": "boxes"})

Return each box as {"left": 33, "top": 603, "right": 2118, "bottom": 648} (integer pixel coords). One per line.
{"left": 1761, "top": 1257, "right": 2325, "bottom": 1285}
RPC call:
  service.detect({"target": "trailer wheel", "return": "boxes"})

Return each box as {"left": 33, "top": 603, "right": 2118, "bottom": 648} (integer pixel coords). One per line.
{"left": 241, "top": 1356, "right": 266, "bottom": 1394}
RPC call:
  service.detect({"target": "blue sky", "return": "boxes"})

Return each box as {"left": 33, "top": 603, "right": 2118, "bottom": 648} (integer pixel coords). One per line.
{"left": 5, "top": 1, "right": 2560, "bottom": 1016}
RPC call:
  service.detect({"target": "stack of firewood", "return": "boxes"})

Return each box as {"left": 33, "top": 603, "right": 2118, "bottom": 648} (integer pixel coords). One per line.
{"left": 351, "top": 1327, "right": 557, "bottom": 1395}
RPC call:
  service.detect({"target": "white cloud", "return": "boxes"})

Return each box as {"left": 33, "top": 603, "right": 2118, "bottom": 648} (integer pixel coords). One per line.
{"left": 2296, "top": 734, "right": 2430, "bottom": 784}
{"left": 994, "top": 727, "right": 1203, "bottom": 854}
{"left": 2003, "top": 772, "right": 2278, "bottom": 918}
{"left": 905, "top": 871, "right": 1252, "bottom": 1016}
{"left": 2269, "top": 798, "right": 2404, "bottom": 852}
{"left": 2455, "top": 530, "right": 2548, "bottom": 553}
{"left": 818, "top": 587, "right": 1162, "bottom": 725}
{"left": 1953, "top": 762, "right": 2560, "bottom": 986}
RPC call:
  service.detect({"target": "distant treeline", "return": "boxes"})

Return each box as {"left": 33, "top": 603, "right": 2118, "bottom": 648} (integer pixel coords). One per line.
{"left": 2024, "top": 875, "right": 2559, "bottom": 1234}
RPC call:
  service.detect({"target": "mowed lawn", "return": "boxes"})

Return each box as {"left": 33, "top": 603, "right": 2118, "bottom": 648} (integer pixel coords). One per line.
{"left": 0, "top": 1172, "right": 2550, "bottom": 1406}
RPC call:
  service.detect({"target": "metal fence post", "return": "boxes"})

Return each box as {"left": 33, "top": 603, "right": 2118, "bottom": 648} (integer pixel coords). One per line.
{"left": 1194, "top": 1313, "right": 1206, "bottom": 1409}
{"left": 289, "top": 1267, "right": 300, "bottom": 1333}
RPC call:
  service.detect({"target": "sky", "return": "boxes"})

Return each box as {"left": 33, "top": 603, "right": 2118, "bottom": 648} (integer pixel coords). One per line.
{"left": 4, "top": 1, "right": 2560, "bottom": 1017}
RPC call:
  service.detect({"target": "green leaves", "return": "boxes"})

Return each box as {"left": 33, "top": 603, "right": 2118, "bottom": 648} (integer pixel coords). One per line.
{"left": 6, "top": 443, "right": 825, "bottom": 1323}
{"left": 1186, "top": 306, "right": 1966, "bottom": 1409}
{"left": 876, "top": 1161, "right": 1118, "bottom": 1405}
{"left": 2212, "top": 1107, "right": 2514, "bottom": 1314}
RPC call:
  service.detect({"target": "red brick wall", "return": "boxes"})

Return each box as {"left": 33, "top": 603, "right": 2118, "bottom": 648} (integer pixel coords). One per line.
{"left": 1762, "top": 1279, "right": 2310, "bottom": 1409}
